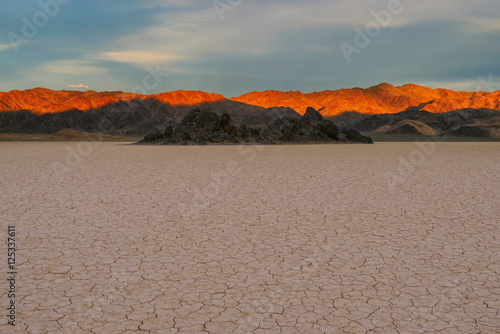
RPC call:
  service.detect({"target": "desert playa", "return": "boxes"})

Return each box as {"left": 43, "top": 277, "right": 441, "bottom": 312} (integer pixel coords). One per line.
{"left": 1, "top": 141, "right": 499, "bottom": 333}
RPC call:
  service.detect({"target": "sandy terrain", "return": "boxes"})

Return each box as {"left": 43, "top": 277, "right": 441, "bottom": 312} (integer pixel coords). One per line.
{"left": 0, "top": 141, "right": 499, "bottom": 333}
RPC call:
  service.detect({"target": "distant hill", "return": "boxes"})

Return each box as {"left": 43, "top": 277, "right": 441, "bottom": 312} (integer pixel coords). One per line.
{"left": 0, "top": 88, "right": 225, "bottom": 114}
{"left": 1, "top": 84, "right": 499, "bottom": 117}
{"left": 0, "top": 98, "right": 299, "bottom": 135}
{"left": 350, "top": 104, "right": 500, "bottom": 139}
{"left": 0, "top": 84, "right": 499, "bottom": 138}
{"left": 230, "top": 83, "right": 500, "bottom": 116}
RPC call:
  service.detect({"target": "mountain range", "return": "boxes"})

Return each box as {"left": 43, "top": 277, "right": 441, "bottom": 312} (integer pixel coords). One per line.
{"left": 2, "top": 83, "right": 500, "bottom": 116}
{"left": 1, "top": 83, "right": 499, "bottom": 138}
{"left": 231, "top": 83, "right": 500, "bottom": 116}
{"left": 0, "top": 88, "right": 225, "bottom": 114}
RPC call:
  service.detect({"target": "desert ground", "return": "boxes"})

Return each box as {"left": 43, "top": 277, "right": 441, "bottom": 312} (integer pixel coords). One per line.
{"left": 1, "top": 141, "right": 499, "bottom": 333}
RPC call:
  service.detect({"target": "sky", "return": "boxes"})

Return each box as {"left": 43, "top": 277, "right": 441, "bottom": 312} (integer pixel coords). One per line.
{"left": 1, "top": 0, "right": 500, "bottom": 98}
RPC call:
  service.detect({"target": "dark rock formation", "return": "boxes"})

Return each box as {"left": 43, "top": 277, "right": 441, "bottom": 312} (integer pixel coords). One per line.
{"left": 341, "top": 129, "right": 374, "bottom": 144}
{"left": 448, "top": 126, "right": 491, "bottom": 137}
{"left": 140, "top": 107, "right": 373, "bottom": 145}
{"left": 263, "top": 106, "right": 343, "bottom": 143}
{"left": 163, "top": 108, "right": 242, "bottom": 144}
{"left": 302, "top": 106, "right": 324, "bottom": 124}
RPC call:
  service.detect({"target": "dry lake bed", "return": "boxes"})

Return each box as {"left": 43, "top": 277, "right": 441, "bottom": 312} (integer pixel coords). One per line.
{"left": 0, "top": 141, "right": 499, "bottom": 333}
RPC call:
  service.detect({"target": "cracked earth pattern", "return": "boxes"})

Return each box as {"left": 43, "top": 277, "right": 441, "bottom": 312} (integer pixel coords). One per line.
{"left": 0, "top": 142, "right": 499, "bottom": 333}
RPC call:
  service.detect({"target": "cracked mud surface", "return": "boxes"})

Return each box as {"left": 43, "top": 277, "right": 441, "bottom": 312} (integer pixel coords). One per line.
{"left": 1, "top": 142, "right": 499, "bottom": 333}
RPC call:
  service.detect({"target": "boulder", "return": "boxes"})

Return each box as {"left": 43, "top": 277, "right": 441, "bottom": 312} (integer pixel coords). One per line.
{"left": 342, "top": 129, "right": 374, "bottom": 143}
{"left": 321, "top": 120, "right": 339, "bottom": 139}
{"left": 302, "top": 106, "right": 324, "bottom": 124}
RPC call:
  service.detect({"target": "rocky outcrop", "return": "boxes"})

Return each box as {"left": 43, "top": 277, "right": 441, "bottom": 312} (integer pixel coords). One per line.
{"left": 140, "top": 107, "right": 373, "bottom": 145}
{"left": 263, "top": 107, "right": 343, "bottom": 143}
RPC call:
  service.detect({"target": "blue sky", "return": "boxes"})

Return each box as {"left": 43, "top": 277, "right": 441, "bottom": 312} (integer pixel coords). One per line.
{"left": 1, "top": 0, "right": 499, "bottom": 97}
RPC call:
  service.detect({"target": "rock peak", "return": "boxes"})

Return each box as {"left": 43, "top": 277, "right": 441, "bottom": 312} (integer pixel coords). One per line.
{"left": 302, "top": 107, "right": 323, "bottom": 124}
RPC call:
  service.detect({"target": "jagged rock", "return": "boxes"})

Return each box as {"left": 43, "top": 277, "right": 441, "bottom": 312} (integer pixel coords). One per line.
{"left": 264, "top": 107, "right": 346, "bottom": 143}
{"left": 321, "top": 120, "right": 339, "bottom": 139}
{"left": 342, "top": 129, "right": 374, "bottom": 144}
{"left": 220, "top": 113, "right": 231, "bottom": 128}
{"left": 140, "top": 107, "right": 372, "bottom": 145}
{"left": 143, "top": 132, "right": 163, "bottom": 143}
{"left": 302, "top": 106, "right": 324, "bottom": 124}
{"left": 262, "top": 138, "right": 275, "bottom": 145}
{"left": 164, "top": 125, "right": 173, "bottom": 137}
{"left": 238, "top": 124, "right": 262, "bottom": 141}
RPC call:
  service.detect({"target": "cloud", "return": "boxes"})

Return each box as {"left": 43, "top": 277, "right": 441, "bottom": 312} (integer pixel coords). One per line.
{"left": 465, "top": 17, "right": 500, "bottom": 33}
{"left": 68, "top": 84, "right": 89, "bottom": 89}
{"left": 0, "top": 43, "right": 13, "bottom": 51}
{"left": 141, "top": 0, "right": 202, "bottom": 9}
{"left": 92, "top": 0, "right": 470, "bottom": 69}
{"left": 2, "top": 0, "right": 500, "bottom": 96}
{"left": 419, "top": 75, "right": 500, "bottom": 93}
{"left": 38, "top": 60, "right": 107, "bottom": 75}
{"left": 95, "top": 51, "right": 180, "bottom": 65}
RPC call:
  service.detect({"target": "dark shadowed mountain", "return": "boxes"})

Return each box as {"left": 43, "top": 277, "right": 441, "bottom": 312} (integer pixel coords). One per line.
{"left": 0, "top": 98, "right": 299, "bottom": 135}
{"left": 1, "top": 85, "right": 499, "bottom": 138}
{"left": 350, "top": 103, "right": 500, "bottom": 138}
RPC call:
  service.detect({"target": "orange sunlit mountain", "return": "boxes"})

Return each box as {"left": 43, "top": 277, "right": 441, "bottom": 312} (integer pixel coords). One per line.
{"left": 0, "top": 88, "right": 225, "bottom": 114}
{"left": 230, "top": 83, "right": 500, "bottom": 116}
{"left": 1, "top": 84, "right": 500, "bottom": 116}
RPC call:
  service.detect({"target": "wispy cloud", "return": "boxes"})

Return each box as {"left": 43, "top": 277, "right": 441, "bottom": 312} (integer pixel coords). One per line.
{"left": 465, "top": 17, "right": 500, "bottom": 33}
{"left": 38, "top": 60, "right": 107, "bottom": 75}
{"left": 0, "top": 43, "right": 13, "bottom": 51}
{"left": 94, "top": 51, "right": 180, "bottom": 65}
{"left": 93, "top": 0, "right": 488, "bottom": 69}
{"left": 68, "top": 84, "right": 89, "bottom": 89}
{"left": 1, "top": 0, "right": 499, "bottom": 95}
{"left": 418, "top": 80, "right": 483, "bottom": 92}
{"left": 141, "top": 0, "right": 203, "bottom": 9}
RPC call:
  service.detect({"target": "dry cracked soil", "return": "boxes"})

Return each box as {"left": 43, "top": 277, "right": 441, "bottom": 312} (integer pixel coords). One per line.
{"left": 0, "top": 141, "right": 499, "bottom": 333}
